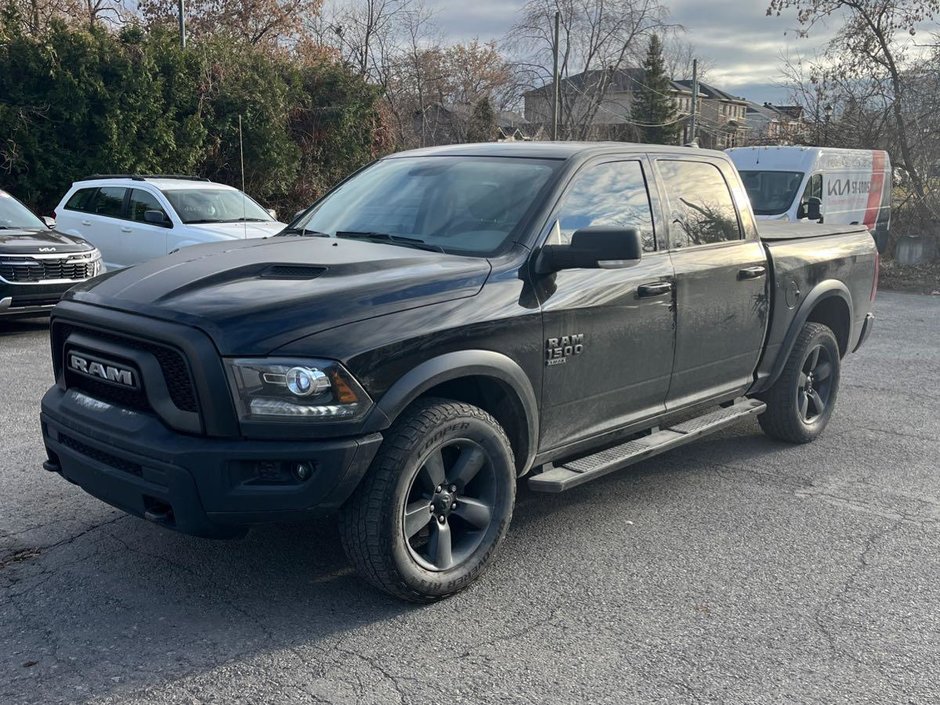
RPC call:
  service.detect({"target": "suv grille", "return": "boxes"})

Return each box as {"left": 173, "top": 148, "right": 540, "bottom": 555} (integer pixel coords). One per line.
{"left": 56, "top": 323, "right": 199, "bottom": 414}
{"left": 1, "top": 254, "right": 96, "bottom": 283}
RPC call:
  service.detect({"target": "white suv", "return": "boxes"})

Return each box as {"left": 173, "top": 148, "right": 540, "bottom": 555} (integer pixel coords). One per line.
{"left": 53, "top": 176, "right": 286, "bottom": 269}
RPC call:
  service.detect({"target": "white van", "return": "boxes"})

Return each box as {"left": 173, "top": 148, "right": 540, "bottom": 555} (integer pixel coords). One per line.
{"left": 727, "top": 146, "right": 891, "bottom": 251}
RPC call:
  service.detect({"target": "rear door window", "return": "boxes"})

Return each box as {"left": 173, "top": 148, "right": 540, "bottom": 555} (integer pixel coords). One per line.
{"left": 90, "top": 187, "right": 126, "bottom": 219}
{"left": 129, "top": 189, "right": 167, "bottom": 222}
{"left": 64, "top": 188, "right": 97, "bottom": 213}
{"left": 658, "top": 160, "right": 742, "bottom": 248}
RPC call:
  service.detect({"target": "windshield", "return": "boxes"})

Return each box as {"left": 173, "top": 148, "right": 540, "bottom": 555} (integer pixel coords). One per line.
{"left": 738, "top": 170, "right": 805, "bottom": 215}
{"left": 162, "top": 188, "right": 274, "bottom": 224}
{"left": 288, "top": 156, "right": 560, "bottom": 256}
{"left": 0, "top": 190, "right": 46, "bottom": 230}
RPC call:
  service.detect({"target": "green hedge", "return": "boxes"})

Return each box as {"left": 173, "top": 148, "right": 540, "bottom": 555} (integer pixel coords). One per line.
{"left": 0, "top": 19, "right": 385, "bottom": 219}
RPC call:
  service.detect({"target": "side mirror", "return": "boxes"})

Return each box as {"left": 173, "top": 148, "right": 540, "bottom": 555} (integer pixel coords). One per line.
{"left": 807, "top": 197, "right": 822, "bottom": 221}
{"left": 144, "top": 209, "right": 171, "bottom": 227}
{"left": 536, "top": 227, "right": 642, "bottom": 274}
{"left": 41, "top": 216, "right": 56, "bottom": 228}
{"left": 293, "top": 209, "right": 306, "bottom": 222}
{"left": 266, "top": 208, "right": 278, "bottom": 220}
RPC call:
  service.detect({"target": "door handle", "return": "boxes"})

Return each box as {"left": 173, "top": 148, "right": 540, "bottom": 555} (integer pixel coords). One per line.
{"left": 81, "top": 220, "right": 91, "bottom": 226}
{"left": 120, "top": 227, "right": 133, "bottom": 233}
{"left": 738, "top": 266, "right": 767, "bottom": 280}
{"left": 637, "top": 281, "right": 673, "bottom": 298}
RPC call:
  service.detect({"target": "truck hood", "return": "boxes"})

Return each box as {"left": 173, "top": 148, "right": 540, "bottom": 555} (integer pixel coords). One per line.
{"left": 65, "top": 236, "right": 492, "bottom": 354}
{"left": 0, "top": 227, "right": 95, "bottom": 254}
{"left": 185, "top": 221, "right": 285, "bottom": 240}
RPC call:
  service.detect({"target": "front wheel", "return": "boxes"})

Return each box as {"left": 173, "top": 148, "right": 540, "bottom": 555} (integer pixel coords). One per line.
{"left": 758, "top": 322, "right": 841, "bottom": 444}
{"left": 339, "top": 399, "right": 516, "bottom": 602}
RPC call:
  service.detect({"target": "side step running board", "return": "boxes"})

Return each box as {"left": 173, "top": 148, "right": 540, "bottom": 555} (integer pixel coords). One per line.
{"left": 528, "top": 398, "right": 766, "bottom": 493}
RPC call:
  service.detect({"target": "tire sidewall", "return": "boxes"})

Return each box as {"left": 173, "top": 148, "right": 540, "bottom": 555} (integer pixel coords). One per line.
{"left": 385, "top": 409, "right": 515, "bottom": 597}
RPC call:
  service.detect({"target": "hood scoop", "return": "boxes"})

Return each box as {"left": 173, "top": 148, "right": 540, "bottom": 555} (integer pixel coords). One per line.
{"left": 260, "top": 264, "right": 327, "bottom": 280}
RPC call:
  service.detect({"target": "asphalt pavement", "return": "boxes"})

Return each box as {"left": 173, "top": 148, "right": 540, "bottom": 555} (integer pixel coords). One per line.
{"left": 1, "top": 291, "right": 938, "bottom": 704}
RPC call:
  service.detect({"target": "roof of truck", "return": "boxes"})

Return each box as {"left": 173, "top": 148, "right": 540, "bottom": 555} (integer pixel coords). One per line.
{"left": 391, "top": 141, "right": 723, "bottom": 160}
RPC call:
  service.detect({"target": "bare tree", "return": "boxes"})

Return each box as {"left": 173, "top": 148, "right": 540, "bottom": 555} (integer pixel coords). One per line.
{"left": 3, "top": 0, "right": 128, "bottom": 32}
{"left": 768, "top": 0, "right": 939, "bottom": 220}
{"left": 140, "top": 0, "right": 322, "bottom": 47}
{"left": 506, "top": 0, "right": 670, "bottom": 140}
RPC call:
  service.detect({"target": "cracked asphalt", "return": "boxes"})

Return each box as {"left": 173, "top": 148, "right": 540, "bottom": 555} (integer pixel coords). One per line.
{"left": 1, "top": 291, "right": 939, "bottom": 704}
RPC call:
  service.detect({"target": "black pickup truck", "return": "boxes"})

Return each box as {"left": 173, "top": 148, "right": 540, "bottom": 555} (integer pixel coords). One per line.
{"left": 40, "top": 143, "right": 877, "bottom": 601}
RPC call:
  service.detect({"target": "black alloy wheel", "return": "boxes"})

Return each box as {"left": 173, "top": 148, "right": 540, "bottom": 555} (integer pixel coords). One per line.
{"left": 797, "top": 343, "right": 834, "bottom": 423}
{"left": 402, "top": 440, "right": 496, "bottom": 572}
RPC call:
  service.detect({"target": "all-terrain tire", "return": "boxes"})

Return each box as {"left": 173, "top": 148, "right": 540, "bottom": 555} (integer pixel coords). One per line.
{"left": 339, "top": 398, "right": 516, "bottom": 602}
{"left": 758, "top": 322, "right": 841, "bottom": 444}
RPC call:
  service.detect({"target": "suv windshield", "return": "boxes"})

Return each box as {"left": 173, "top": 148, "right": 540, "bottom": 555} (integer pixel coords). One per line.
{"left": 288, "top": 156, "right": 560, "bottom": 256}
{"left": 738, "top": 170, "right": 805, "bottom": 215}
{"left": 0, "top": 190, "right": 45, "bottom": 230}
{"left": 162, "top": 188, "right": 273, "bottom": 224}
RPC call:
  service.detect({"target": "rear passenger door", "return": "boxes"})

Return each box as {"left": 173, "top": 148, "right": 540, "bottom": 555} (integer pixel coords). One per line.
{"left": 82, "top": 187, "right": 128, "bottom": 270}
{"left": 654, "top": 157, "right": 769, "bottom": 409}
{"left": 124, "top": 188, "right": 171, "bottom": 265}
{"left": 536, "top": 158, "right": 676, "bottom": 450}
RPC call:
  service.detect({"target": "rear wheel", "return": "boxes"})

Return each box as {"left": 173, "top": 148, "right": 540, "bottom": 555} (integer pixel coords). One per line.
{"left": 339, "top": 399, "right": 515, "bottom": 602}
{"left": 758, "top": 322, "right": 841, "bottom": 444}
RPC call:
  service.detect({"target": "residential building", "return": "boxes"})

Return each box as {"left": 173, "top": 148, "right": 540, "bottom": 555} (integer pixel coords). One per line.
{"left": 522, "top": 69, "right": 747, "bottom": 147}
{"left": 744, "top": 102, "right": 808, "bottom": 145}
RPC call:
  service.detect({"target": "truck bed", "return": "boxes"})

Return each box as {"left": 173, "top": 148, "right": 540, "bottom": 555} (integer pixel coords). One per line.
{"left": 758, "top": 221, "right": 871, "bottom": 241}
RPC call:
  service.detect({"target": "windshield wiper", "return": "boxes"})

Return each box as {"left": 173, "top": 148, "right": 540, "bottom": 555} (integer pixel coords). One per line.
{"left": 335, "top": 231, "right": 444, "bottom": 253}
{"left": 279, "top": 227, "right": 331, "bottom": 237}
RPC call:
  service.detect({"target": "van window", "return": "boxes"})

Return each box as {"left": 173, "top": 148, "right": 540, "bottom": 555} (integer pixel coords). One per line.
{"left": 64, "top": 188, "right": 97, "bottom": 213}
{"left": 658, "top": 160, "right": 742, "bottom": 248}
{"left": 797, "top": 174, "right": 823, "bottom": 219}
{"left": 738, "top": 170, "right": 805, "bottom": 215}
{"left": 90, "top": 187, "right": 126, "bottom": 218}
{"left": 129, "top": 189, "right": 167, "bottom": 222}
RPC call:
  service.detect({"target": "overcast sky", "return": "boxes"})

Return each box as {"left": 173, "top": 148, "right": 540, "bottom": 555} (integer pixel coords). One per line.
{"left": 427, "top": 0, "right": 835, "bottom": 105}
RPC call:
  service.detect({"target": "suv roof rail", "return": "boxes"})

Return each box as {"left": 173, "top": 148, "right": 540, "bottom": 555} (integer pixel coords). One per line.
{"left": 82, "top": 174, "right": 212, "bottom": 182}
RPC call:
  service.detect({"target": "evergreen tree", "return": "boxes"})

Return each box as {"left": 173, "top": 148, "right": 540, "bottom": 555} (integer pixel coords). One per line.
{"left": 467, "top": 97, "right": 497, "bottom": 143}
{"left": 630, "top": 34, "right": 681, "bottom": 145}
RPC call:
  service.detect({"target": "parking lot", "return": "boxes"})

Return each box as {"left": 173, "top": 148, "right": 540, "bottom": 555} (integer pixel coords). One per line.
{"left": 0, "top": 290, "right": 938, "bottom": 704}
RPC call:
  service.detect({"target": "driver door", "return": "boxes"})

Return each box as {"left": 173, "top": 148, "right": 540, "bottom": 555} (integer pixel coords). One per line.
{"left": 535, "top": 159, "right": 676, "bottom": 451}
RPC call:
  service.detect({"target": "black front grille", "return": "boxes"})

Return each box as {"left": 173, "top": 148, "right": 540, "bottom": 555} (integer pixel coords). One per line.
{"left": 58, "top": 433, "right": 143, "bottom": 476}
{"left": 149, "top": 346, "right": 198, "bottom": 412}
{"left": 65, "top": 371, "right": 151, "bottom": 412}
{"left": 1, "top": 254, "right": 96, "bottom": 283}
{"left": 56, "top": 323, "right": 199, "bottom": 415}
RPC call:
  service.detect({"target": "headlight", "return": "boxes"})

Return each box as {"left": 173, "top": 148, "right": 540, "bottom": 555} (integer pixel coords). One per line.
{"left": 225, "top": 358, "right": 371, "bottom": 421}
{"left": 88, "top": 250, "right": 104, "bottom": 276}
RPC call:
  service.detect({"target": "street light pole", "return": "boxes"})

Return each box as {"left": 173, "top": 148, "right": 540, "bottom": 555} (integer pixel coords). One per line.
{"left": 178, "top": 0, "right": 186, "bottom": 49}
{"left": 552, "top": 11, "right": 560, "bottom": 141}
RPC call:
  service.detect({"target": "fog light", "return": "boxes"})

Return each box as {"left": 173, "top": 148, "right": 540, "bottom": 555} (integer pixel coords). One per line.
{"left": 293, "top": 462, "right": 314, "bottom": 482}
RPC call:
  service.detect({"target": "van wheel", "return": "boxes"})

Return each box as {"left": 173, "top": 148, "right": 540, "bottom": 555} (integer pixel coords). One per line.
{"left": 339, "top": 399, "right": 515, "bottom": 602}
{"left": 758, "top": 322, "right": 841, "bottom": 444}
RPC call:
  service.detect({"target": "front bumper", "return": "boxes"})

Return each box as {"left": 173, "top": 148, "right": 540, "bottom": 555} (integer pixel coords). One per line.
{"left": 41, "top": 386, "right": 383, "bottom": 538}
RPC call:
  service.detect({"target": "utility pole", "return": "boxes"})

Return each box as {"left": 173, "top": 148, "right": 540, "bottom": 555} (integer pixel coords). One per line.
{"left": 552, "top": 11, "right": 560, "bottom": 141}
{"left": 178, "top": 0, "right": 186, "bottom": 49}
{"left": 689, "top": 58, "right": 698, "bottom": 144}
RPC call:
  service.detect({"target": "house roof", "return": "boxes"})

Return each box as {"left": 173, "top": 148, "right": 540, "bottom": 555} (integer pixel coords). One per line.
{"left": 672, "top": 80, "right": 745, "bottom": 103}
{"left": 523, "top": 68, "right": 691, "bottom": 98}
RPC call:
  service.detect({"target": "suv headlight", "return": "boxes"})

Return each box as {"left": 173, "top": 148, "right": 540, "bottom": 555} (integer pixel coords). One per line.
{"left": 225, "top": 358, "right": 371, "bottom": 421}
